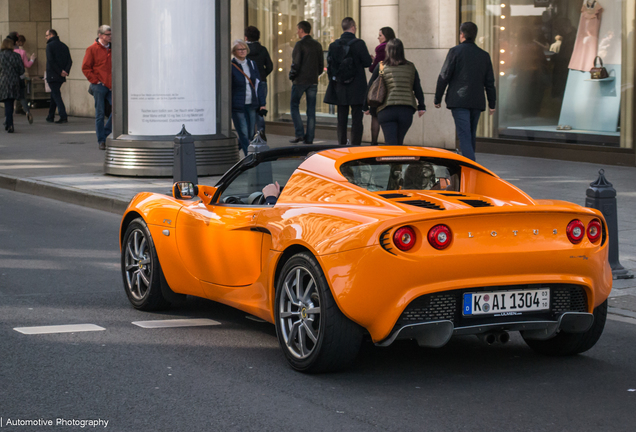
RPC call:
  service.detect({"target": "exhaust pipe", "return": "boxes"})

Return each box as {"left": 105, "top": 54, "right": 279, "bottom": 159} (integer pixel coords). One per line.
{"left": 477, "top": 331, "right": 509, "bottom": 345}
{"left": 497, "top": 331, "right": 510, "bottom": 344}
{"left": 478, "top": 332, "right": 497, "bottom": 345}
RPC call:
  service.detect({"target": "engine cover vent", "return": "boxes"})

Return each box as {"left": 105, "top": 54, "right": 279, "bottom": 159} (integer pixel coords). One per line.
{"left": 439, "top": 193, "right": 467, "bottom": 197}
{"left": 399, "top": 200, "right": 444, "bottom": 210}
{"left": 380, "top": 193, "right": 410, "bottom": 199}
{"left": 460, "top": 199, "right": 493, "bottom": 208}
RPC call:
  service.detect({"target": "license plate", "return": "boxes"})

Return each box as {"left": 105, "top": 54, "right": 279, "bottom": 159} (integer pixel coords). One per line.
{"left": 463, "top": 289, "right": 550, "bottom": 316}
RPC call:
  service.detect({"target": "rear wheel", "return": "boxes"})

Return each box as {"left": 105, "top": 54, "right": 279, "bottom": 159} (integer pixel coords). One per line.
{"left": 275, "top": 252, "right": 363, "bottom": 373}
{"left": 523, "top": 300, "right": 607, "bottom": 356}
{"left": 121, "top": 218, "right": 172, "bottom": 311}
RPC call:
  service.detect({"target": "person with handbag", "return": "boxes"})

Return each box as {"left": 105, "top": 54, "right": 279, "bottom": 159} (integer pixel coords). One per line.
{"left": 368, "top": 27, "right": 395, "bottom": 145}
{"left": 14, "top": 35, "right": 35, "bottom": 124}
{"left": 363, "top": 38, "right": 425, "bottom": 146}
{"left": 231, "top": 40, "right": 266, "bottom": 156}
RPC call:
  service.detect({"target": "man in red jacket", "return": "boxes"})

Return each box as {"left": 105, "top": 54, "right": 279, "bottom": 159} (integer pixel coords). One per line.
{"left": 82, "top": 25, "right": 112, "bottom": 150}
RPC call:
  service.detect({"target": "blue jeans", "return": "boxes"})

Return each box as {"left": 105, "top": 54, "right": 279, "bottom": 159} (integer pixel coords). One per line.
{"left": 232, "top": 104, "right": 256, "bottom": 156}
{"left": 256, "top": 82, "right": 267, "bottom": 132}
{"left": 91, "top": 83, "right": 112, "bottom": 143}
{"left": 451, "top": 108, "right": 482, "bottom": 161}
{"left": 290, "top": 84, "right": 317, "bottom": 143}
{"left": 377, "top": 106, "right": 414, "bottom": 145}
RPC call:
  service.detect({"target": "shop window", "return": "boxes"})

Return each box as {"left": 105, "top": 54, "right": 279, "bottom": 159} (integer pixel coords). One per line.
{"left": 461, "top": 0, "right": 634, "bottom": 149}
{"left": 248, "top": 0, "right": 359, "bottom": 125}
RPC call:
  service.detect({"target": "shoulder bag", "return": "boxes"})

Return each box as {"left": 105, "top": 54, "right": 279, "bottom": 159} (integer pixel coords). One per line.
{"left": 367, "top": 62, "right": 386, "bottom": 107}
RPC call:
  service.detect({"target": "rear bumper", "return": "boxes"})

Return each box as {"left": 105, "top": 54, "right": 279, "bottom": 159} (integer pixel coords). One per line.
{"left": 318, "top": 244, "right": 612, "bottom": 342}
{"left": 375, "top": 312, "right": 594, "bottom": 347}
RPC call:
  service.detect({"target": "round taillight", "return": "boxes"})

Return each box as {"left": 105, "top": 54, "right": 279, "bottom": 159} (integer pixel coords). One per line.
{"left": 394, "top": 226, "right": 417, "bottom": 251}
{"left": 566, "top": 219, "right": 585, "bottom": 244}
{"left": 428, "top": 224, "right": 452, "bottom": 250}
{"left": 587, "top": 219, "right": 602, "bottom": 243}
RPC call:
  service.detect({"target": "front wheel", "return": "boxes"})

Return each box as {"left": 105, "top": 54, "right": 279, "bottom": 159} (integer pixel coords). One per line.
{"left": 523, "top": 300, "right": 607, "bottom": 356}
{"left": 275, "top": 252, "right": 362, "bottom": 373}
{"left": 121, "top": 218, "right": 172, "bottom": 311}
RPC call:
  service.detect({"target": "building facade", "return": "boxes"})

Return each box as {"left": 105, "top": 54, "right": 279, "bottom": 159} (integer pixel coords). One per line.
{"left": 2, "top": 0, "right": 635, "bottom": 165}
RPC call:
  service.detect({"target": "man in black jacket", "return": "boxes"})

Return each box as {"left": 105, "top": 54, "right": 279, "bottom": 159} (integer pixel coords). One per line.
{"left": 245, "top": 26, "right": 273, "bottom": 139}
{"left": 324, "top": 17, "right": 372, "bottom": 146}
{"left": 434, "top": 22, "right": 496, "bottom": 161}
{"left": 289, "top": 21, "right": 324, "bottom": 144}
{"left": 45, "top": 29, "right": 72, "bottom": 124}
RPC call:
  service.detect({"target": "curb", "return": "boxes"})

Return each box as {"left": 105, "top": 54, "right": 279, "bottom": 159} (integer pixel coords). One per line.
{"left": 0, "top": 174, "right": 129, "bottom": 215}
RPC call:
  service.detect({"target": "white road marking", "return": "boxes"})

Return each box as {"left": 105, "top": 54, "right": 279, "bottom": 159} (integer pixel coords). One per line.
{"left": 132, "top": 318, "right": 220, "bottom": 328}
{"left": 14, "top": 324, "right": 106, "bottom": 335}
{"left": 608, "top": 314, "right": 636, "bottom": 326}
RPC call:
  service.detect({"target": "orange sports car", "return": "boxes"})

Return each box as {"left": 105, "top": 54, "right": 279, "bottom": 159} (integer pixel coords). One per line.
{"left": 120, "top": 145, "right": 612, "bottom": 372}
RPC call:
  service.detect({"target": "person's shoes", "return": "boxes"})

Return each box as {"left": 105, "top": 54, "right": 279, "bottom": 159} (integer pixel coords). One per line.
{"left": 289, "top": 137, "right": 303, "bottom": 144}
{"left": 55, "top": 118, "right": 68, "bottom": 124}
{"left": 27, "top": 112, "right": 33, "bottom": 124}
{"left": 46, "top": 117, "right": 54, "bottom": 123}
{"left": 7, "top": 126, "right": 14, "bottom": 133}
{"left": 99, "top": 142, "right": 106, "bottom": 150}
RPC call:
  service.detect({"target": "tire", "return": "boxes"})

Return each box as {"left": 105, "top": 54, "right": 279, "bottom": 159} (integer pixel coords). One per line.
{"left": 121, "top": 218, "right": 172, "bottom": 311}
{"left": 275, "top": 252, "right": 363, "bottom": 373}
{"left": 523, "top": 300, "right": 607, "bottom": 356}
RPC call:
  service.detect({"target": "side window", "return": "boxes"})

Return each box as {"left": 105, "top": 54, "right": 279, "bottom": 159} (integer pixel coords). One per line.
{"left": 218, "top": 158, "right": 305, "bottom": 205}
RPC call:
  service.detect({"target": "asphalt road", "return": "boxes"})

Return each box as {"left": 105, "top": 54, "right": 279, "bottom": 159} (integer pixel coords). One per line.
{"left": 1, "top": 188, "right": 635, "bottom": 432}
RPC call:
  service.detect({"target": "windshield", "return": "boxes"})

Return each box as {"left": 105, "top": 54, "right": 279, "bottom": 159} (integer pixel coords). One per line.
{"left": 340, "top": 157, "right": 461, "bottom": 192}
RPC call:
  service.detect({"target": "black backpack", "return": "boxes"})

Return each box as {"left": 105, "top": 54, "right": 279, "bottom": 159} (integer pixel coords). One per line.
{"left": 328, "top": 38, "right": 358, "bottom": 84}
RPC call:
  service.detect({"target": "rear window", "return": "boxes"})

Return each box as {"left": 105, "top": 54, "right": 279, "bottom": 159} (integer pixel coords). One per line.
{"left": 340, "top": 156, "right": 460, "bottom": 192}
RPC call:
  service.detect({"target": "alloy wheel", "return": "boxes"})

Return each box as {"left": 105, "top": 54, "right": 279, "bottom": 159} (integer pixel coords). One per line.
{"left": 124, "top": 229, "right": 152, "bottom": 301}
{"left": 278, "top": 266, "right": 321, "bottom": 359}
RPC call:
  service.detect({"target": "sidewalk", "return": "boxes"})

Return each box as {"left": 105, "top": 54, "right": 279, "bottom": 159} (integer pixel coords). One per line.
{"left": 1, "top": 109, "right": 635, "bottom": 318}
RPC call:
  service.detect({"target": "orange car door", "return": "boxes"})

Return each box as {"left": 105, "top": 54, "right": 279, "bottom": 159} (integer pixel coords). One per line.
{"left": 175, "top": 204, "right": 263, "bottom": 287}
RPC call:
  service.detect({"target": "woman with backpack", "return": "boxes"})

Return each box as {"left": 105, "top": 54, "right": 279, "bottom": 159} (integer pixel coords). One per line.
{"left": 368, "top": 27, "right": 395, "bottom": 145}
{"left": 363, "top": 38, "right": 425, "bottom": 146}
{"left": 231, "top": 39, "right": 266, "bottom": 156}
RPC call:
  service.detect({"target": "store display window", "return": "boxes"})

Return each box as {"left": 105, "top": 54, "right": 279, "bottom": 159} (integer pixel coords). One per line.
{"left": 248, "top": 0, "right": 360, "bottom": 125}
{"left": 460, "top": 0, "right": 635, "bottom": 149}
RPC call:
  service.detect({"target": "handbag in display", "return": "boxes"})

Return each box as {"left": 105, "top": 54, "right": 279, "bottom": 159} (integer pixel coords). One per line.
{"left": 590, "top": 56, "right": 609, "bottom": 80}
{"left": 367, "top": 63, "right": 386, "bottom": 107}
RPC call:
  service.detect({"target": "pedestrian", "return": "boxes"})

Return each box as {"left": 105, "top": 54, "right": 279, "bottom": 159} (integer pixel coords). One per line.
{"left": 0, "top": 38, "right": 25, "bottom": 133}
{"left": 324, "top": 17, "right": 372, "bottom": 146}
{"left": 82, "top": 25, "right": 112, "bottom": 150}
{"left": 363, "top": 39, "right": 425, "bottom": 146}
{"left": 288, "top": 20, "right": 324, "bottom": 145}
{"left": 14, "top": 35, "right": 36, "bottom": 124}
{"left": 368, "top": 26, "right": 395, "bottom": 145}
{"left": 245, "top": 26, "right": 273, "bottom": 141}
{"left": 231, "top": 39, "right": 266, "bottom": 157}
{"left": 434, "top": 22, "right": 496, "bottom": 161}
{"left": 45, "top": 29, "right": 72, "bottom": 124}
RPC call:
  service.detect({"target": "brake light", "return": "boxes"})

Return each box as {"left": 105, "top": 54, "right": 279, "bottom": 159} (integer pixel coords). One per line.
{"left": 428, "top": 224, "right": 452, "bottom": 250}
{"left": 394, "top": 226, "right": 416, "bottom": 251}
{"left": 587, "top": 219, "right": 602, "bottom": 243}
{"left": 566, "top": 220, "right": 585, "bottom": 244}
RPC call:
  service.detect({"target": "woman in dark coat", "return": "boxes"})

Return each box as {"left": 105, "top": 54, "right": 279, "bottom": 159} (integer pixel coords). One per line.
{"left": 0, "top": 38, "right": 25, "bottom": 133}
{"left": 368, "top": 27, "right": 395, "bottom": 145}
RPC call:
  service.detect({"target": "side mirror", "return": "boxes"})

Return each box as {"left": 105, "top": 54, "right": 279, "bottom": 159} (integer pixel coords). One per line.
{"left": 173, "top": 181, "right": 198, "bottom": 200}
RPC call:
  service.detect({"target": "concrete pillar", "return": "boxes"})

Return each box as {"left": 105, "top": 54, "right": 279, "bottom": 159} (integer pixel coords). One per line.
{"left": 51, "top": 0, "right": 99, "bottom": 117}
{"left": 360, "top": 0, "right": 457, "bottom": 149}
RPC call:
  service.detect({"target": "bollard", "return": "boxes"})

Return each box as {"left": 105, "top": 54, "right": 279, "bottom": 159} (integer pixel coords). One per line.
{"left": 585, "top": 169, "right": 634, "bottom": 280}
{"left": 173, "top": 124, "right": 198, "bottom": 185}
